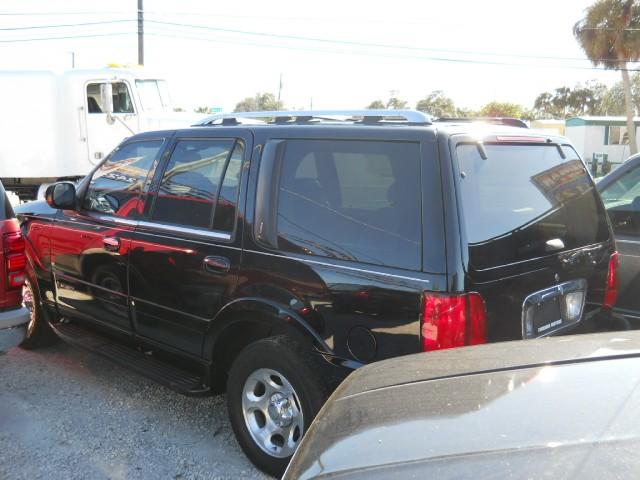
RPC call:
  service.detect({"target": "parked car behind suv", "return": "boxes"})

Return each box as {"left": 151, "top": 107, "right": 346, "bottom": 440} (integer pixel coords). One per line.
{"left": 15, "top": 110, "right": 620, "bottom": 475}
{"left": 598, "top": 153, "right": 640, "bottom": 324}
{"left": 284, "top": 331, "right": 640, "bottom": 480}
{"left": 0, "top": 180, "right": 29, "bottom": 352}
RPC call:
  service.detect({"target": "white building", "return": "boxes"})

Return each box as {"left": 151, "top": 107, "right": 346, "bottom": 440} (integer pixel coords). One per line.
{"left": 565, "top": 116, "right": 639, "bottom": 170}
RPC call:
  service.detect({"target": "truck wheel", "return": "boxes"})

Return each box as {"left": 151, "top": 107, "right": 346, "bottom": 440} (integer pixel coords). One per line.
{"left": 227, "top": 335, "right": 328, "bottom": 477}
{"left": 19, "top": 279, "right": 58, "bottom": 349}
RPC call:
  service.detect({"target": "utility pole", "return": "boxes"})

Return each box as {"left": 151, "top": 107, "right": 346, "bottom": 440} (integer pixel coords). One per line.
{"left": 277, "top": 73, "right": 283, "bottom": 111}
{"left": 137, "top": 0, "right": 144, "bottom": 66}
{"left": 69, "top": 51, "right": 75, "bottom": 68}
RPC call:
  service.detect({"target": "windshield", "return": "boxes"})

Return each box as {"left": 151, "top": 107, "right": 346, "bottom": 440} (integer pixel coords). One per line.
{"left": 457, "top": 143, "right": 610, "bottom": 269}
{"left": 135, "top": 79, "right": 171, "bottom": 111}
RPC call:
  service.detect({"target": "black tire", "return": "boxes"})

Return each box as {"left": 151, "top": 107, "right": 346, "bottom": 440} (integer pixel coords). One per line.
{"left": 19, "top": 277, "right": 58, "bottom": 350}
{"left": 227, "top": 335, "right": 328, "bottom": 477}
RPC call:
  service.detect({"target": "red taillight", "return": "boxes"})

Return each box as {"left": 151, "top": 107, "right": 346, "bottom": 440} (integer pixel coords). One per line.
{"left": 3, "top": 231, "right": 26, "bottom": 289}
{"left": 421, "top": 292, "right": 487, "bottom": 352}
{"left": 603, "top": 252, "right": 619, "bottom": 309}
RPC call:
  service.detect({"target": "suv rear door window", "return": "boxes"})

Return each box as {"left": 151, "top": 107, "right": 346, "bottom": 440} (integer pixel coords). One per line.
{"left": 276, "top": 139, "right": 422, "bottom": 271}
{"left": 152, "top": 139, "right": 241, "bottom": 231}
{"left": 456, "top": 143, "right": 609, "bottom": 269}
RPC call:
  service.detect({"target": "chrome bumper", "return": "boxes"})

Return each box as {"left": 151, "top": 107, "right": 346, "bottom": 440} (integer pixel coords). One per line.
{"left": 0, "top": 306, "right": 29, "bottom": 352}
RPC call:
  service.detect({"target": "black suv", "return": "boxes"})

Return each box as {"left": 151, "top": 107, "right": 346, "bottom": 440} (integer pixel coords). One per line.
{"left": 16, "top": 110, "right": 620, "bottom": 475}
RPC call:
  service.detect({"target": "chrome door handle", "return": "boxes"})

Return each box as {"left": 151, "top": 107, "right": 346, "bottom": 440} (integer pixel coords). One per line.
{"left": 203, "top": 256, "right": 230, "bottom": 274}
{"left": 103, "top": 236, "right": 121, "bottom": 252}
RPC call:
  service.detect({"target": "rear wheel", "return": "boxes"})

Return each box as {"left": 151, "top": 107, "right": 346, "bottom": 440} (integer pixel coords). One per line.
{"left": 19, "top": 278, "right": 58, "bottom": 350}
{"left": 227, "top": 336, "right": 328, "bottom": 477}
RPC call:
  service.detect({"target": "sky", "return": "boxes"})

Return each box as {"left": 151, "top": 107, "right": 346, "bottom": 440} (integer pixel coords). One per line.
{"left": 0, "top": 0, "right": 630, "bottom": 112}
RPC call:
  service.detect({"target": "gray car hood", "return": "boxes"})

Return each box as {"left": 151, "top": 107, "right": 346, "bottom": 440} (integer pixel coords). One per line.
{"left": 285, "top": 332, "right": 640, "bottom": 479}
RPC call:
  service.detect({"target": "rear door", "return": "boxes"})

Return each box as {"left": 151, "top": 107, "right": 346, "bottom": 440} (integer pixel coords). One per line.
{"left": 245, "top": 130, "right": 445, "bottom": 364}
{"left": 51, "top": 138, "right": 165, "bottom": 332}
{"left": 453, "top": 139, "right": 614, "bottom": 342}
{"left": 128, "top": 130, "right": 250, "bottom": 355}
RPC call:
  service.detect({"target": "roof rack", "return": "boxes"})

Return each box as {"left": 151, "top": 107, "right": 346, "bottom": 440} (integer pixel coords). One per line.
{"left": 434, "top": 117, "right": 528, "bottom": 129}
{"left": 195, "top": 109, "right": 432, "bottom": 127}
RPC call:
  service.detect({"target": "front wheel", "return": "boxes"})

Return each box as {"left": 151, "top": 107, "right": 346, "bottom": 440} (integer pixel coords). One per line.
{"left": 227, "top": 336, "right": 328, "bottom": 477}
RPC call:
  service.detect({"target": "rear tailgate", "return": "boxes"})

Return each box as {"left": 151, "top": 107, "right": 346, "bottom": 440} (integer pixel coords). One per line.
{"left": 454, "top": 138, "right": 614, "bottom": 342}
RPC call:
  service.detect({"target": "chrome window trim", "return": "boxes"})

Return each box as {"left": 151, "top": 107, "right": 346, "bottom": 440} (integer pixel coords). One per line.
{"left": 617, "top": 239, "right": 640, "bottom": 245}
{"left": 136, "top": 220, "right": 232, "bottom": 241}
{"left": 244, "top": 249, "right": 430, "bottom": 284}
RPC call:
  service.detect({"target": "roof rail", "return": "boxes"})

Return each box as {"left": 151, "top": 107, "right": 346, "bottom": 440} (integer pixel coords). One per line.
{"left": 434, "top": 117, "right": 528, "bottom": 129}
{"left": 196, "top": 109, "right": 432, "bottom": 126}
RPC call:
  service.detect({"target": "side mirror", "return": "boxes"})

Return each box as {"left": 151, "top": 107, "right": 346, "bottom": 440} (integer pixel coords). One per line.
{"left": 45, "top": 182, "right": 77, "bottom": 210}
{"left": 100, "top": 83, "right": 114, "bottom": 122}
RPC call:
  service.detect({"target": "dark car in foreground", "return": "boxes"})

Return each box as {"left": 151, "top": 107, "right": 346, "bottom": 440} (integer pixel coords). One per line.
{"left": 598, "top": 153, "right": 640, "bottom": 323}
{"left": 285, "top": 331, "right": 640, "bottom": 479}
{"left": 15, "top": 109, "right": 621, "bottom": 475}
{"left": 0, "top": 180, "right": 29, "bottom": 352}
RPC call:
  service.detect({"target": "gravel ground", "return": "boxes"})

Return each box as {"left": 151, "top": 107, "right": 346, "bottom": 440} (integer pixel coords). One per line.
{"left": 0, "top": 343, "right": 271, "bottom": 480}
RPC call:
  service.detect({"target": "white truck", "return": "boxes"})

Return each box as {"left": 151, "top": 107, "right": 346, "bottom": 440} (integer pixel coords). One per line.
{"left": 0, "top": 68, "right": 204, "bottom": 200}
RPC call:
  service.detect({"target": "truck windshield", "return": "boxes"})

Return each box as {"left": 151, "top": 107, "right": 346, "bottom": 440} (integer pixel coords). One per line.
{"left": 136, "top": 80, "right": 170, "bottom": 111}
{"left": 456, "top": 143, "right": 610, "bottom": 269}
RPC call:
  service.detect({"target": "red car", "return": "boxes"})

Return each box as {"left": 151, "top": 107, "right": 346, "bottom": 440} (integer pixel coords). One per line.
{"left": 0, "top": 181, "right": 29, "bottom": 352}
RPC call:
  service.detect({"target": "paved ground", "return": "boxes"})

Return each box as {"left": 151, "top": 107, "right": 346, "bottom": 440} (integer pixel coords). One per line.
{"left": 0, "top": 343, "right": 270, "bottom": 480}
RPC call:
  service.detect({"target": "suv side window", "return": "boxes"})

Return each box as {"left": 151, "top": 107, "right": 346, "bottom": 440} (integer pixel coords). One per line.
{"left": 84, "top": 140, "right": 164, "bottom": 217}
{"left": 151, "top": 138, "right": 242, "bottom": 231}
{"left": 276, "top": 139, "right": 422, "bottom": 271}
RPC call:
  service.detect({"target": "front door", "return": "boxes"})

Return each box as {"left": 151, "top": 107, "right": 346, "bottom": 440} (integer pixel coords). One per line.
{"left": 128, "top": 130, "right": 251, "bottom": 355}
{"left": 51, "top": 138, "right": 166, "bottom": 332}
{"left": 85, "top": 81, "right": 139, "bottom": 166}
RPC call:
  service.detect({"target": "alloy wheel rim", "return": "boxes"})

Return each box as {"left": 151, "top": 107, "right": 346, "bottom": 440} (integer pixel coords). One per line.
{"left": 241, "top": 367, "right": 304, "bottom": 458}
{"left": 22, "top": 281, "right": 36, "bottom": 335}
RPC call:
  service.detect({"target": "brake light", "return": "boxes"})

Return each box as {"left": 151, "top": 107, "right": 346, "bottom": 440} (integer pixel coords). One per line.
{"left": 4, "top": 231, "right": 26, "bottom": 289}
{"left": 421, "top": 292, "right": 487, "bottom": 352}
{"left": 603, "top": 252, "right": 619, "bottom": 309}
{"left": 495, "top": 136, "right": 546, "bottom": 143}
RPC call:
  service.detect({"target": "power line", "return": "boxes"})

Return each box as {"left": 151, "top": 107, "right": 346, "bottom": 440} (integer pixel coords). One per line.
{"left": 144, "top": 30, "right": 639, "bottom": 72}
{"left": 0, "top": 11, "right": 133, "bottom": 16}
{"left": 0, "top": 32, "right": 135, "bottom": 43}
{"left": 0, "top": 19, "right": 134, "bottom": 31}
{"left": 145, "top": 19, "right": 640, "bottom": 64}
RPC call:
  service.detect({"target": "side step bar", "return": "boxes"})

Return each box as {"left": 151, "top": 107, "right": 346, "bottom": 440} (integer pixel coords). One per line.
{"left": 51, "top": 322, "right": 210, "bottom": 396}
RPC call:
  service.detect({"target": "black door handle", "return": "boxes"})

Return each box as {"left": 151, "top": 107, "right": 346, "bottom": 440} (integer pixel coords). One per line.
{"left": 203, "top": 256, "right": 231, "bottom": 274}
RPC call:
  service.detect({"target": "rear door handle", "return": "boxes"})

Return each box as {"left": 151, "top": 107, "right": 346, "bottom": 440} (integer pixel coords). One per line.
{"left": 103, "top": 236, "right": 121, "bottom": 252}
{"left": 203, "top": 256, "right": 231, "bottom": 274}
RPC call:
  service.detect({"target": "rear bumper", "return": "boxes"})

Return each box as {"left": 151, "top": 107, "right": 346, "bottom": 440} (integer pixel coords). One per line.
{"left": 0, "top": 306, "right": 29, "bottom": 351}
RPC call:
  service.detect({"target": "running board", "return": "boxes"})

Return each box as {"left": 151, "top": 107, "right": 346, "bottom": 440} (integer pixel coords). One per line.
{"left": 51, "top": 322, "right": 210, "bottom": 396}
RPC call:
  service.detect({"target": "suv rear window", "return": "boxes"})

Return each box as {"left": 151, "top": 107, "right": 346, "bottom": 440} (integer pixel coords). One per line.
{"left": 456, "top": 143, "right": 609, "bottom": 269}
{"left": 276, "top": 139, "right": 422, "bottom": 271}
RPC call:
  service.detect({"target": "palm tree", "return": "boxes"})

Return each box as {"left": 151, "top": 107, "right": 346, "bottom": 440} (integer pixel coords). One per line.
{"left": 574, "top": 0, "right": 640, "bottom": 155}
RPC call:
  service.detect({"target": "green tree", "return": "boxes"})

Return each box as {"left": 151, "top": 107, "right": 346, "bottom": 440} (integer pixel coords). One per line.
{"left": 479, "top": 101, "right": 524, "bottom": 118}
{"left": 234, "top": 92, "right": 282, "bottom": 112}
{"left": 533, "top": 81, "right": 608, "bottom": 118}
{"left": 601, "top": 72, "right": 640, "bottom": 115}
{"left": 455, "top": 106, "right": 477, "bottom": 118}
{"left": 194, "top": 106, "right": 211, "bottom": 114}
{"left": 386, "top": 92, "right": 408, "bottom": 109}
{"left": 574, "top": 0, "right": 640, "bottom": 154}
{"left": 366, "top": 100, "right": 386, "bottom": 109}
{"left": 416, "top": 90, "right": 457, "bottom": 118}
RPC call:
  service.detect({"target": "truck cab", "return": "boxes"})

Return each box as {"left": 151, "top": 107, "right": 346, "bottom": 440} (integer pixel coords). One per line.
{"left": 0, "top": 68, "right": 204, "bottom": 201}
